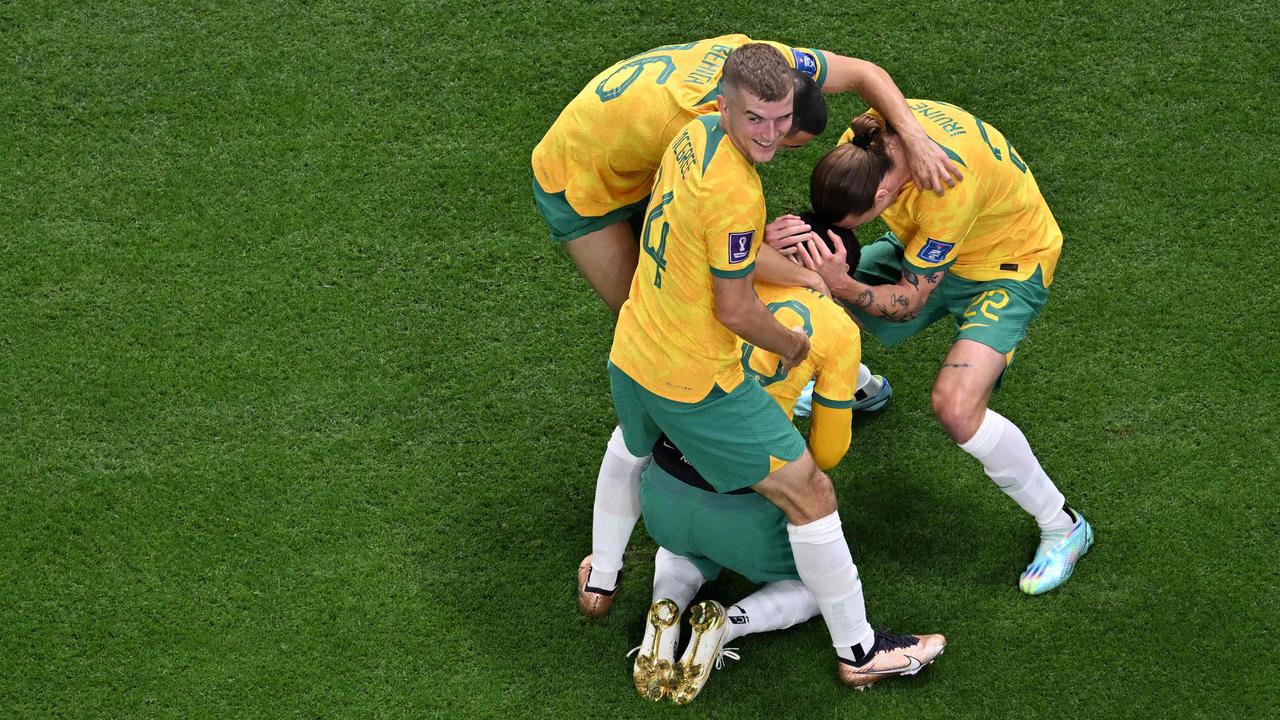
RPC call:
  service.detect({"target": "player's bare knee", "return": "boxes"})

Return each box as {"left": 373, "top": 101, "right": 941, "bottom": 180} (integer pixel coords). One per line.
{"left": 786, "top": 468, "right": 836, "bottom": 524}
{"left": 932, "top": 388, "right": 984, "bottom": 443}
{"left": 808, "top": 469, "right": 838, "bottom": 516}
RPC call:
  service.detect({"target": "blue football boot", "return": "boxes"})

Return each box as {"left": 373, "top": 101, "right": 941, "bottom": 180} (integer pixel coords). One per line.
{"left": 794, "top": 376, "right": 893, "bottom": 418}
{"left": 1019, "top": 509, "right": 1095, "bottom": 595}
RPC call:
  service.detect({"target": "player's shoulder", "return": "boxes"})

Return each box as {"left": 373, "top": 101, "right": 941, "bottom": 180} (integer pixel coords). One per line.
{"left": 675, "top": 114, "right": 752, "bottom": 184}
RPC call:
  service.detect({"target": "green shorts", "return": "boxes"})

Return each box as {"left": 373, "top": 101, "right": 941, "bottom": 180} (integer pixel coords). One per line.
{"left": 639, "top": 463, "right": 799, "bottom": 584}
{"left": 608, "top": 362, "right": 805, "bottom": 492}
{"left": 849, "top": 233, "right": 1051, "bottom": 357}
{"left": 530, "top": 177, "right": 649, "bottom": 243}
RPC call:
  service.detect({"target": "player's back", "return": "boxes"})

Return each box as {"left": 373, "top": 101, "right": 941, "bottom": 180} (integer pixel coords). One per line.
{"left": 610, "top": 113, "right": 764, "bottom": 404}
{"left": 841, "top": 99, "right": 1063, "bottom": 284}
{"left": 532, "top": 36, "right": 824, "bottom": 218}
{"left": 745, "top": 283, "right": 861, "bottom": 417}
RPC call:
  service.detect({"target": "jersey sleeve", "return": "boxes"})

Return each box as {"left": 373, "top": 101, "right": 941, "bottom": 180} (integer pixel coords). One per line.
{"left": 899, "top": 180, "right": 981, "bottom": 274}
{"left": 809, "top": 404, "right": 852, "bottom": 471}
{"left": 757, "top": 41, "right": 828, "bottom": 87}
{"left": 808, "top": 302, "right": 860, "bottom": 470}
{"left": 703, "top": 166, "right": 764, "bottom": 279}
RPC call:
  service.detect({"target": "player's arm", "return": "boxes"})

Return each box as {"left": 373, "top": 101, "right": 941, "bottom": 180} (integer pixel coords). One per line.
{"left": 713, "top": 274, "right": 810, "bottom": 372}
{"left": 817, "top": 53, "right": 962, "bottom": 194}
{"left": 807, "top": 312, "right": 860, "bottom": 470}
{"left": 799, "top": 231, "right": 943, "bottom": 322}
{"left": 809, "top": 404, "right": 852, "bottom": 471}
{"left": 756, "top": 241, "right": 829, "bottom": 296}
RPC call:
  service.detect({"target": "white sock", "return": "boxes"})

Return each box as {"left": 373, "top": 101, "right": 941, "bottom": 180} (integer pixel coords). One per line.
{"left": 651, "top": 547, "right": 706, "bottom": 613}
{"left": 724, "top": 580, "right": 820, "bottom": 643}
{"left": 959, "top": 409, "right": 1071, "bottom": 536}
{"left": 786, "top": 512, "right": 876, "bottom": 660}
{"left": 588, "top": 426, "right": 649, "bottom": 589}
{"left": 855, "top": 364, "right": 882, "bottom": 398}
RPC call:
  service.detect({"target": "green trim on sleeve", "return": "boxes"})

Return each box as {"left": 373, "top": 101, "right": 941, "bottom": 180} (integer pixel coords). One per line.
{"left": 813, "top": 391, "right": 854, "bottom": 409}
{"left": 809, "top": 49, "right": 828, "bottom": 88}
{"left": 711, "top": 261, "right": 756, "bottom": 279}
{"left": 903, "top": 257, "right": 955, "bottom": 275}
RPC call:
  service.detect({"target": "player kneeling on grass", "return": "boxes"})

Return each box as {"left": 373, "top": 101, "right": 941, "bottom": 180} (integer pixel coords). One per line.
{"left": 788, "top": 101, "right": 1094, "bottom": 595}
{"left": 627, "top": 221, "right": 944, "bottom": 703}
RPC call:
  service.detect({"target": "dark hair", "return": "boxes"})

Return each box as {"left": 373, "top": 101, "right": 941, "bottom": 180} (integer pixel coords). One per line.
{"left": 809, "top": 111, "right": 895, "bottom": 223}
{"left": 722, "top": 43, "right": 792, "bottom": 101}
{"left": 790, "top": 70, "right": 827, "bottom": 136}
{"left": 799, "top": 209, "right": 860, "bottom": 279}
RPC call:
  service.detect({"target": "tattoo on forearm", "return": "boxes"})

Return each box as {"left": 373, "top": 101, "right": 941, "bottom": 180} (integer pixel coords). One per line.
{"left": 853, "top": 288, "right": 874, "bottom": 309}
{"left": 942, "top": 362, "right": 973, "bottom": 369}
{"left": 923, "top": 272, "right": 941, "bottom": 285}
{"left": 903, "top": 272, "right": 921, "bottom": 289}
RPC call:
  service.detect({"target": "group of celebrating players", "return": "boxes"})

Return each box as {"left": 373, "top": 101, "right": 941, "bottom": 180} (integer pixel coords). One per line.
{"left": 531, "top": 35, "right": 1095, "bottom": 704}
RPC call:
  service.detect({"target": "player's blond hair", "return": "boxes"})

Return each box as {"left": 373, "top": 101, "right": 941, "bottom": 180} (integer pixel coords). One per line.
{"left": 810, "top": 110, "right": 897, "bottom": 221}
{"left": 722, "top": 43, "right": 792, "bottom": 102}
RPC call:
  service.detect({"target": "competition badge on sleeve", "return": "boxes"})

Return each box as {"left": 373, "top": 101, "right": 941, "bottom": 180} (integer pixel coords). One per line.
{"left": 918, "top": 238, "right": 954, "bottom": 263}
{"left": 792, "top": 49, "right": 818, "bottom": 78}
{"left": 728, "top": 231, "right": 754, "bottom": 264}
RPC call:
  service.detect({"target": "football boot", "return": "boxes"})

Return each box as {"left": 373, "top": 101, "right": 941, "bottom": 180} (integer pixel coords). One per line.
{"left": 670, "top": 600, "right": 739, "bottom": 705}
{"left": 1019, "top": 509, "right": 1095, "bottom": 595}
{"left": 629, "top": 599, "right": 681, "bottom": 701}
{"left": 576, "top": 554, "right": 619, "bottom": 618}
{"left": 837, "top": 630, "right": 946, "bottom": 690}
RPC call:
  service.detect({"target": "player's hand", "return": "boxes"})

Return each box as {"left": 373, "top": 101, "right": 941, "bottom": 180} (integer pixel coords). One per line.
{"left": 765, "top": 214, "right": 819, "bottom": 254}
{"left": 902, "top": 133, "right": 963, "bottom": 195}
{"left": 798, "top": 230, "right": 850, "bottom": 291}
{"left": 780, "top": 328, "right": 811, "bottom": 374}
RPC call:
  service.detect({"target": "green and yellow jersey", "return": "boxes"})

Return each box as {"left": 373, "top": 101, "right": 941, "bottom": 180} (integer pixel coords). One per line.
{"left": 745, "top": 283, "right": 861, "bottom": 470}
{"left": 609, "top": 113, "right": 764, "bottom": 403}
{"left": 839, "top": 99, "right": 1062, "bottom": 285}
{"left": 532, "top": 35, "right": 826, "bottom": 218}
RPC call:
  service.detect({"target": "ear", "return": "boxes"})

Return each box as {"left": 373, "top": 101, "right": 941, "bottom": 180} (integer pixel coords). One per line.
{"left": 716, "top": 94, "right": 726, "bottom": 114}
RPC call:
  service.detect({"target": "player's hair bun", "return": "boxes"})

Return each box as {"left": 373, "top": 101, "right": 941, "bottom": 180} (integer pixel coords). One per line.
{"left": 849, "top": 112, "right": 885, "bottom": 150}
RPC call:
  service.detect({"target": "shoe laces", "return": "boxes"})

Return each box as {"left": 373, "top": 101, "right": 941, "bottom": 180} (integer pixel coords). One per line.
{"left": 626, "top": 645, "right": 641, "bottom": 659}
{"left": 870, "top": 629, "right": 918, "bottom": 655}
{"left": 713, "top": 646, "right": 741, "bottom": 670}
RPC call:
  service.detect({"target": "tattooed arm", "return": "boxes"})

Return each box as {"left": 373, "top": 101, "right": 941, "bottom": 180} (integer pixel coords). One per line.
{"left": 798, "top": 231, "right": 944, "bottom": 322}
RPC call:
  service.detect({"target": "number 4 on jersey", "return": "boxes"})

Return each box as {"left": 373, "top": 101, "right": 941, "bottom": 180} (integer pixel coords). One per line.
{"left": 642, "top": 191, "right": 674, "bottom": 288}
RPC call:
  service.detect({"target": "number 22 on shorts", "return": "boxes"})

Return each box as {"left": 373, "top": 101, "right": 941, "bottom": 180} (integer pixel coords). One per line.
{"left": 962, "top": 289, "right": 1009, "bottom": 326}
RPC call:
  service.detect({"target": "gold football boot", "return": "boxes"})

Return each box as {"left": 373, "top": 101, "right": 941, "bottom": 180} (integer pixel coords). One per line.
{"left": 670, "top": 600, "right": 737, "bottom": 705}
{"left": 630, "top": 599, "right": 681, "bottom": 701}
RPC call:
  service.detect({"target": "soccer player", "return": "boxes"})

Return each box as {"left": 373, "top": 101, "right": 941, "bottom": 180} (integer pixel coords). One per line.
{"left": 560, "top": 36, "right": 952, "bottom": 616}
{"left": 607, "top": 45, "right": 943, "bottom": 697}
{"left": 532, "top": 34, "right": 962, "bottom": 315}
{"left": 793, "top": 100, "right": 1094, "bottom": 595}
{"left": 627, "top": 219, "right": 944, "bottom": 703}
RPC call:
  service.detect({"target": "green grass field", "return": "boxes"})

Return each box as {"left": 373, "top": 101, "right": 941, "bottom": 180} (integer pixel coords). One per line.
{"left": 3, "top": 1, "right": 1277, "bottom": 717}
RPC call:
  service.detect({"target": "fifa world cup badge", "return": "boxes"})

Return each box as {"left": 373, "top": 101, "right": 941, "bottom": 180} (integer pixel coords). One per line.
{"left": 728, "top": 231, "right": 754, "bottom": 264}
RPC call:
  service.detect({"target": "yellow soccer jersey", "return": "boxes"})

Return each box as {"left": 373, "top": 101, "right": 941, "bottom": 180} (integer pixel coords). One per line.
{"left": 839, "top": 99, "right": 1063, "bottom": 285}
{"left": 745, "top": 283, "right": 861, "bottom": 470}
{"left": 609, "top": 114, "right": 765, "bottom": 403}
{"left": 532, "top": 36, "right": 826, "bottom": 217}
